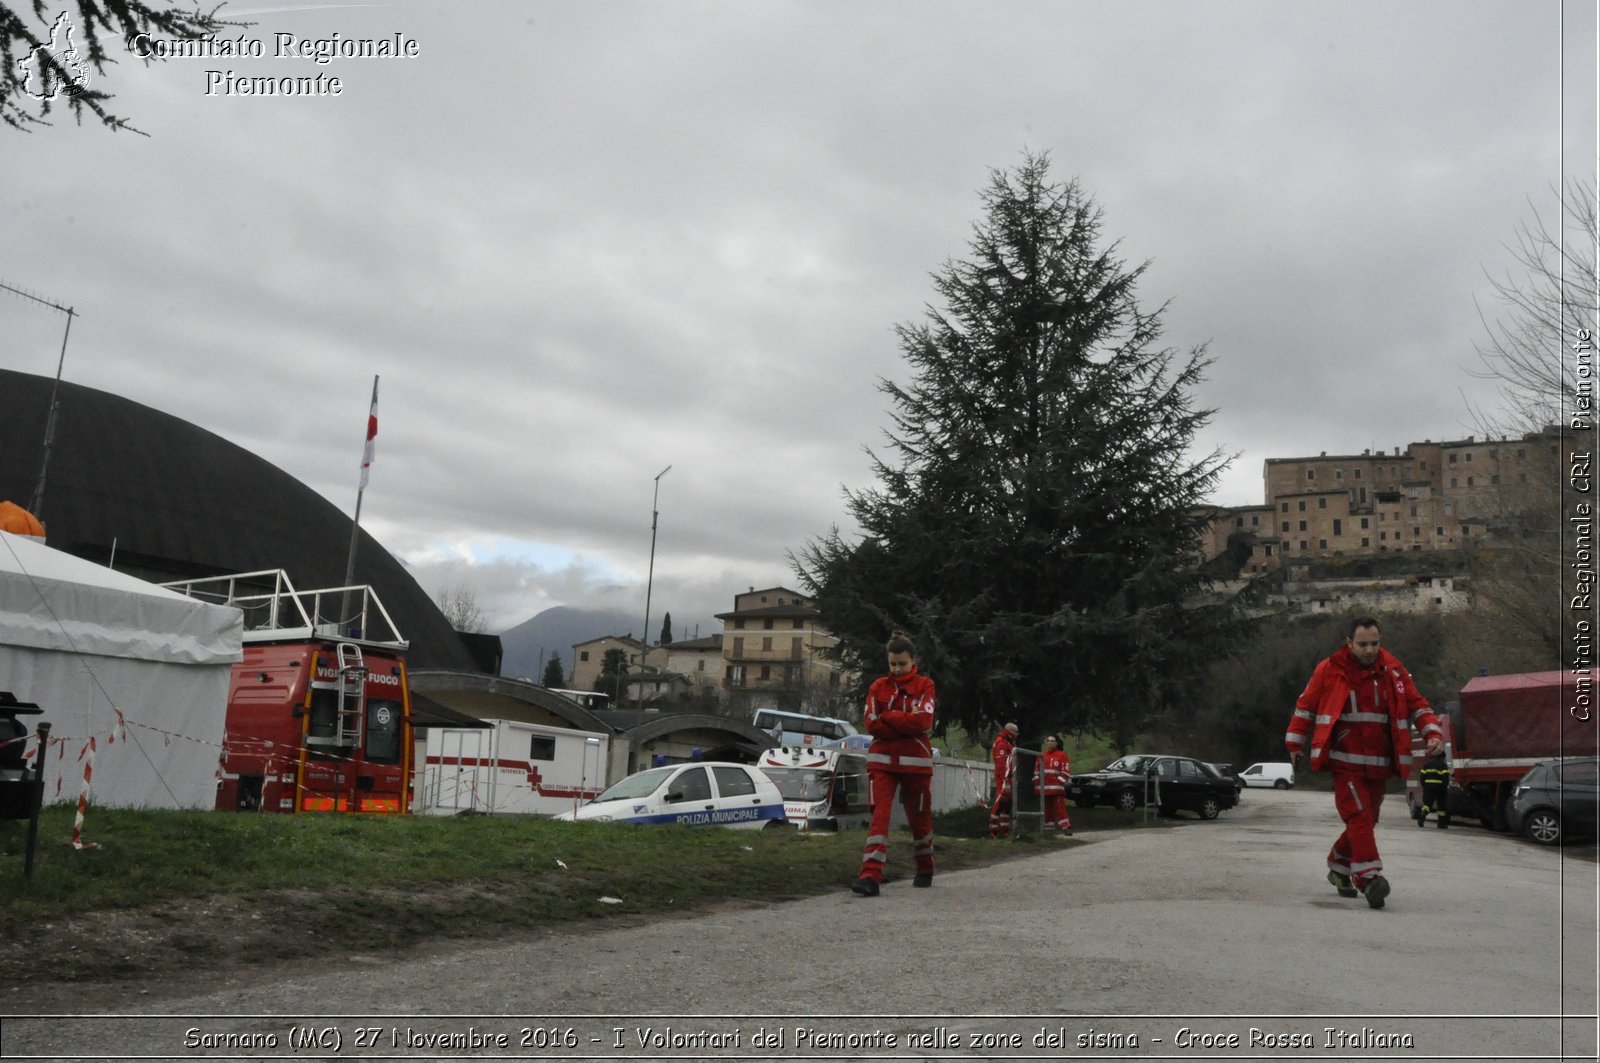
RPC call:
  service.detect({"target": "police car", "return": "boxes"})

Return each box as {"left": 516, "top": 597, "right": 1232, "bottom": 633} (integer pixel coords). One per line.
{"left": 552, "top": 761, "right": 787, "bottom": 829}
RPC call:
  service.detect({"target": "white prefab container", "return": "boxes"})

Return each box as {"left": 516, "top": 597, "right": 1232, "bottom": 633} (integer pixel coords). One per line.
{"left": 417, "top": 719, "right": 609, "bottom": 816}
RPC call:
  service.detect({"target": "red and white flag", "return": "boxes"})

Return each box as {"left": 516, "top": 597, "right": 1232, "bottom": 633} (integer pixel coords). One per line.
{"left": 359, "top": 377, "right": 379, "bottom": 489}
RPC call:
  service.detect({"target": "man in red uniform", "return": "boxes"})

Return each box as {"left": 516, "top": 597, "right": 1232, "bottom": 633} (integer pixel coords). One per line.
{"left": 1035, "top": 733, "right": 1072, "bottom": 834}
{"left": 988, "top": 722, "right": 1019, "bottom": 838}
{"left": 1286, "top": 616, "right": 1443, "bottom": 909}
{"left": 851, "top": 630, "right": 937, "bottom": 897}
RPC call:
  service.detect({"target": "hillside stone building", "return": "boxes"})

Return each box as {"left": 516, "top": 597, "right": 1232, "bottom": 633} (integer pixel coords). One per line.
{"left": 1200, "top": 427, "right": 1567, "bottom": 578}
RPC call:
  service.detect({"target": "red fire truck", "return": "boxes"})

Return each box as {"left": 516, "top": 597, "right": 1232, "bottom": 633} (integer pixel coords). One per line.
{"left": 164, "top": 570, "right": 414, "bottom": 814}
{"left": 1408, "top": 670, "right": 1597, "bottom": 830}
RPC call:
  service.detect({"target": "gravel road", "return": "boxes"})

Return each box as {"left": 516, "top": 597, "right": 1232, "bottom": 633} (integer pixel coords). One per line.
{"left": 4, "top": 789, "right": 1596, "bottom": 1061}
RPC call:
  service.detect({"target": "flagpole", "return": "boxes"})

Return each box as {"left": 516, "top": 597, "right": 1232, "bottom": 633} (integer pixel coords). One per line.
{"left": 342, "top": 375, "right": 379, "bottom": 626}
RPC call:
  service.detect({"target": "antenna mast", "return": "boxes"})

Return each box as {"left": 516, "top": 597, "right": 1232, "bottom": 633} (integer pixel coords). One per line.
{"left": 2, "top": 281, "right": 78, "bottom": 521}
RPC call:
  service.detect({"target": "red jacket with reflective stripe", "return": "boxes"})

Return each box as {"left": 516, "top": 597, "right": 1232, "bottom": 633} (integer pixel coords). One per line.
{"left": 1035, "top": 748, "right": 1070, "bottom": 795}
{"left": 1286, "top": 646, "right": 1439, "bottom": 780}
{"left": 864, "top": 667, "right": 936, "bottom": 776}
{"left": 991, "top": 731, "right": 1017, "bottom": 792}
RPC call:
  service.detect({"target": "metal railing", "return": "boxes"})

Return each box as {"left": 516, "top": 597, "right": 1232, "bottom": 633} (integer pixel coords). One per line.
{"left": 161, "top": 569, "right": 407, "bottom": 649}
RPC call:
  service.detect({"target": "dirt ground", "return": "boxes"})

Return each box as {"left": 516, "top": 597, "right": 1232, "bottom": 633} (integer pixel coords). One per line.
{"left": 4, "top": 791, "right": 1597, "bottom": 1062}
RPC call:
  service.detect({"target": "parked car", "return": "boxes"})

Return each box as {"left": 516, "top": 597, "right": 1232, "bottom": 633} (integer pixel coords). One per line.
{"left": 1067, "top": 754, "right": 1239, "bottom": 819}
{"left": 1209, "top": 762, "right": 1245, "bottom": 801}
{"left": 1239, "top": 762, "right": 1297, "bottom": 789}
{"left": 552, "top": 761, "right": 787, "bottom": 829}
{"left": 1506, "top": 757, "right": 1599, "bottom": 846}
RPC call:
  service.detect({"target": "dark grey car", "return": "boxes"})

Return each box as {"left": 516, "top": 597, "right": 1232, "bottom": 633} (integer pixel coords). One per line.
{"left": 1506, "top": 757, "right": 1599, "bottom": 846}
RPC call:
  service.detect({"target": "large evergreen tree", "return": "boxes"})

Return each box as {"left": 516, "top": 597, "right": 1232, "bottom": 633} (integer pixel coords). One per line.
{"left": 540, "top": 653, "right": 565, "bottom": 689}
{"left": 795, "top": 153, "right": 1248, "bottom": 748}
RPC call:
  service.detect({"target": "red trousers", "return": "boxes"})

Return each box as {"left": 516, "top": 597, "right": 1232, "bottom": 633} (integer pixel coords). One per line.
{"left": 1329, "top": 772, "right": 1388, "bottom": 886}
{"left": 1042, "top": 794, "right": 1071, "bottom": 830}
{"left": 989, "top": 785, "right": 1013, "bottom": 836}
{"left": 858, "top": 770, "right": 934, "bottom": 882}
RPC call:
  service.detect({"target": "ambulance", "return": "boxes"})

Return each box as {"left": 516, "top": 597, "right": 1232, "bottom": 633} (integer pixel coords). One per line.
{"left": 756, "top": 744, "right": 872, "bottom": 831}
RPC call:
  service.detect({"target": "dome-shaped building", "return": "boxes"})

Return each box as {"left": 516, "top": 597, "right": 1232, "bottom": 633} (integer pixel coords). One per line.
{"left": 0, "top": 368, "right": 476, "bottom": 670}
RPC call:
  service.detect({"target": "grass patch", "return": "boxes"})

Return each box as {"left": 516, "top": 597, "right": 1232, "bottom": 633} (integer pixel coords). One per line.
{"left": 0, "top": 799, "right": 1159, "bottom": 987}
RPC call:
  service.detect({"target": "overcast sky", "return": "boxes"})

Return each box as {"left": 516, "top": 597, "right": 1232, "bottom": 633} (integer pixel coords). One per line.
{"left": 4, "top": 0, "right": 1595, "bottom": 637}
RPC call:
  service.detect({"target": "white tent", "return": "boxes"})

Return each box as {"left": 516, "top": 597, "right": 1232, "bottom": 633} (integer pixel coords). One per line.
{"left": 0, "top": 531, "right": 242, "bottom": 809}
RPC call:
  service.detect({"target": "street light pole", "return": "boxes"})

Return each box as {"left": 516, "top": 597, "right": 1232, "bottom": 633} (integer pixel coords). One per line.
{"left": 638, "top": 465, "right": 671, "bottom": 710}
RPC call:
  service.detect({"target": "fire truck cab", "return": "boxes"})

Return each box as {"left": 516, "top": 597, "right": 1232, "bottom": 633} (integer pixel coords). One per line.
{"left": 164, "top": 570, "right": 413, "bottom": 814}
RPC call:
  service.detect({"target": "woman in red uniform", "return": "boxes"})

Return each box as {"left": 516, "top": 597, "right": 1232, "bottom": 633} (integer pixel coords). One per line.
{"left": 851, "top": 630, "right": 937, "bottom": 897}
{"left": 1035, "top": 733, "right": 1072, "bottom": 834}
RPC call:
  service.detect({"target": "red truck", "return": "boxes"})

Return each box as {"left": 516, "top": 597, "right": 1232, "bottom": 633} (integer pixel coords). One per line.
{"left": 164, "top": 570, "right": 415, "bottom": 814}
{"left": 1409, "top": 670, "right": 1598, "bottom": 830}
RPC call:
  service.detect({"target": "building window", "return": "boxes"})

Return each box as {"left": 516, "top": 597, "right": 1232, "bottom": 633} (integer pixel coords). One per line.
{"left": 1449, "top": 453, "right": 1457, "bottom": 464}
{"left": 1463, "top": 526, "right": 1471, "bottom": 536}
{"left": 1413, "top": 527, "right": 1421, "bottom": 537}
{"left": 1281, "top": 522, "right": 1290, "bottom": 532}
{"left": 697, "top": 659, "right": 705, "bottom": 672}
{"left": 1251, "top": 515, "right": 1260, "bottom": 526}
{"left": 793, "top": 618, "right": 804, "bottom": 629}
{"left": 1264, "top": 544, "right": 1274, "bottom": 556}
{"left": 761, "top": 636, "right": 772, "bottom": 652}
{"left": 1298, "top": 520, "right": 1307, "bottom": 532}
{"left": 1318, "top": 497, "right": 1327, "bottom": 509}
{"left": 1298, "top": 501, "right": 1307, "bottom": 512}
{"left": 1336, "top": 469, "right": 1344, "bottom": 480}
{"left": 1236, "top": 516, "right": 1244, "bottom": 528}
{"left": 1450, "top": 478, "right": 1458, "bottom": 488}
{"left": 1354, "top": 468, "right": 1362, "bottom": 479}
{"left": 1436, "top": 526, "right": 1445, "bottom": 536}
{"left": 1444, "top": 503, "right": 1453, "bottom": 516}
{"left": 579, "top": 651, "right": 590, "bottom": 662}
{"left": 733, "top": 637, "right": 744, "bottom": 657}
{"left": 1333, "top": 519, "right": 1342, "bottom": 535}
{"left": 759, "top": 665, "right": 771, "bottom": 681}
{"left": 1307, "top": 469, "right": 1315, "bottom": 479}
{"left": 1319, "top": 539, "right": 1328, "bottom": 549}
{"left": 763, "top": 618, "right": 774, "bottom": 630}
{"left": 734, "top": 619, "right": 745, "bottom": 630}
{"left": 1467, "top": 476, "right": 1474, "bottom": 486}
{"left": 1299, "top": 540, "right": 1308, "bottom": 551}
{"left": 530, "top": 737, "right": 556, "bottom": 762}
{"left": 1281, "top": 502, "right": 1289, "bottom": 513}
{"left": 1361, "top": 537, "right": 1370, "bottom": 547}
{"left": 1380, "top": 532, "right": 1387, "bottom": 541}
{"left": 1465, "top": 452, "right": 1473, "bottom": 462}
{"left": 1360, "top": 517, "right": 1369, "bottom": 529}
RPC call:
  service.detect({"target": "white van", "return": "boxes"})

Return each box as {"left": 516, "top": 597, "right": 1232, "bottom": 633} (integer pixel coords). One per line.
{"left": 751, "top": 708, "right": 857, "bottom": 748}
{"left": 1240, "top": 762, "right": 1296, "bottom": 789}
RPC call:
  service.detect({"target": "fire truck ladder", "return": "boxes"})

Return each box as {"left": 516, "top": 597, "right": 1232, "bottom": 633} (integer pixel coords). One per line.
{"left": 330, "top": 643, "right": 368, "bottom": 748}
